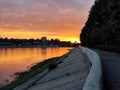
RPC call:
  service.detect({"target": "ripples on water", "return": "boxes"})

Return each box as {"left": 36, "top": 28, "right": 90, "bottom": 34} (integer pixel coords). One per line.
{"left": 0, "top": 47, "right": 72, "bottom": 86}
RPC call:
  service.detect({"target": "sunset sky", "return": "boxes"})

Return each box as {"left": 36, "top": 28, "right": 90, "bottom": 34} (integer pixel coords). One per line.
{"left": 0, "top": 0, "right": 94, "bottom": 43}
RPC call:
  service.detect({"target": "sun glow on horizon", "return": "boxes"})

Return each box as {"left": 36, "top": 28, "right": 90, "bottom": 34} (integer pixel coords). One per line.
{"left": 0, "top": 0, "right": 94, "bottom": 44}
{"left": 0, "top": 29, "right": 80, "bottom": 43}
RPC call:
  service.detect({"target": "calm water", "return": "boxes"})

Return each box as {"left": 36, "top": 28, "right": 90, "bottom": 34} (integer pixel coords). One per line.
{"left": 0, "top": 47, "right": 72, "bottom": 86}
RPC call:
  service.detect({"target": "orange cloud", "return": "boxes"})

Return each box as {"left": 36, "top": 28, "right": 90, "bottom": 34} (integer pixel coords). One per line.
{"left": 0, "top": 0, "right": 94, "bottom": 43}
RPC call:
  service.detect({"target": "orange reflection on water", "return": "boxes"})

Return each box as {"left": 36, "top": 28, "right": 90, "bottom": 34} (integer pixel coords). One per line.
{"left": 0, "top": 47, "right": 72, "bottom": 86}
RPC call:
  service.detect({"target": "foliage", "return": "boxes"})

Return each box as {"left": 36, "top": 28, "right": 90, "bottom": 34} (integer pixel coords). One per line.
{"left": 80, "top": 0, "right": 120, "bottom": 48}
{"left": 0, "top": 37, "right": 74, "bottom": 47}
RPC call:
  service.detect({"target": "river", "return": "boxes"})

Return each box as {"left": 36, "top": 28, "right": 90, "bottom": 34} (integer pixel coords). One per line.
{"left": 0, "top": 47, "right": 72, "bottom": 87}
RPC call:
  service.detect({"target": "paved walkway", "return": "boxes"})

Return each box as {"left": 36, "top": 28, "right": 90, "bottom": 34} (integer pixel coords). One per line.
{"left": 95, "top": 50, "right": 120, "bottom": 90}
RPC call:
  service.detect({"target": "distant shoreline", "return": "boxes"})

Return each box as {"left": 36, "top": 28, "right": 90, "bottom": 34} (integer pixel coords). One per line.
{"left": 0, "top": 45, "right": 74, "bottom": 48}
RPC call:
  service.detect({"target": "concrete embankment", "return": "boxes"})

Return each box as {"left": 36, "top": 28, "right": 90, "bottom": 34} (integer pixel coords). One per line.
{"left": 13, "top": 46, "right": 103, "bottom": 90}
{"left": 79, "top": 46, "right": 103, "bottom": 90}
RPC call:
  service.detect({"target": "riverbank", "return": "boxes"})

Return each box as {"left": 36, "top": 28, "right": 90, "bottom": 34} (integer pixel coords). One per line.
{"left": 14, "top": 47, "right": 91, "bottom": 90}
{"left": 0, "top": 55, "right": 68, "bottom": 90}
{"left": 1, "top": 47, "right": 91, "bottom": 90}
{"left": 0, "top": 47, "right": 72, "bottom": 88}
{"left": 0, "top": 46, "right": 103, "bottom": 90}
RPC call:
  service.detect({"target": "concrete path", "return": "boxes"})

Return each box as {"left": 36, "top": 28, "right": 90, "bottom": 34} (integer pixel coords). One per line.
{"left": 95, "top": 50, "right": 120, "bottom": 90}
{"left": 14, "top": 47, "right": 91, "bottom": 90}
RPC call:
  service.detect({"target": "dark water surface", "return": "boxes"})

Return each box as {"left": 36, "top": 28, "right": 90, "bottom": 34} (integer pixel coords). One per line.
{"left": 0, "top": 47, "right": 72, "bottom": 86}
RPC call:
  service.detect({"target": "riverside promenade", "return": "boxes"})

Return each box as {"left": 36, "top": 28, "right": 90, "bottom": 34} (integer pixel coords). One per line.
{"left": 13, "top": 46, "right": 102, "bottom": 90}
{"left": 95, "top": 50, "right": 120, "bottom": 90}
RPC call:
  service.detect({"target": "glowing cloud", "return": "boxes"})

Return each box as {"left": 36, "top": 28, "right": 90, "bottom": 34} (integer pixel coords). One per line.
{"left": 0, "top": 0, "right": 95, "bottom": 42}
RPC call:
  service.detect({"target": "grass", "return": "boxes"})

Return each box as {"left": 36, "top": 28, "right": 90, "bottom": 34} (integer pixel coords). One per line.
{"left": 15, "top": 57, "right": 60, "bottom": 78}
{"left": 1, "top": 54, "right": 68, "bottom": 90}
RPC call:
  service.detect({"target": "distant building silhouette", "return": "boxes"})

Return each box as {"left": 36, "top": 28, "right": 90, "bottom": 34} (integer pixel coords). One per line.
{"left": 0, "top": 36, "right": 80, "bottom": 47}
{"left": 41, "top": 37, "right": 47, "bottom": 42}
{"left": 41, "top": 37, "right": 47, "bottom": 45}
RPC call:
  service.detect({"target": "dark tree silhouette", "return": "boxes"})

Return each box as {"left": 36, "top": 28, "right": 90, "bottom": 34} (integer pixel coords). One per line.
{"left": 80, "top": 0, "right": 120, "bottom": 47}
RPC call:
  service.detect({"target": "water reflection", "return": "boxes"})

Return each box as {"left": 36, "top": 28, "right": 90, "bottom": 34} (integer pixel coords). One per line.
{"left": 0, "top": 47, "right": 72, "bottom": 86}
{"left": 41, "top": 47, "right": 47, "bottom": 58}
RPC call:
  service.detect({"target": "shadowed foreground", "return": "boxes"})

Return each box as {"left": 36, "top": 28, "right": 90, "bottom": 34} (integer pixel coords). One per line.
{"left": 95, "top": 50, "right": 120, "bottom": 90}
